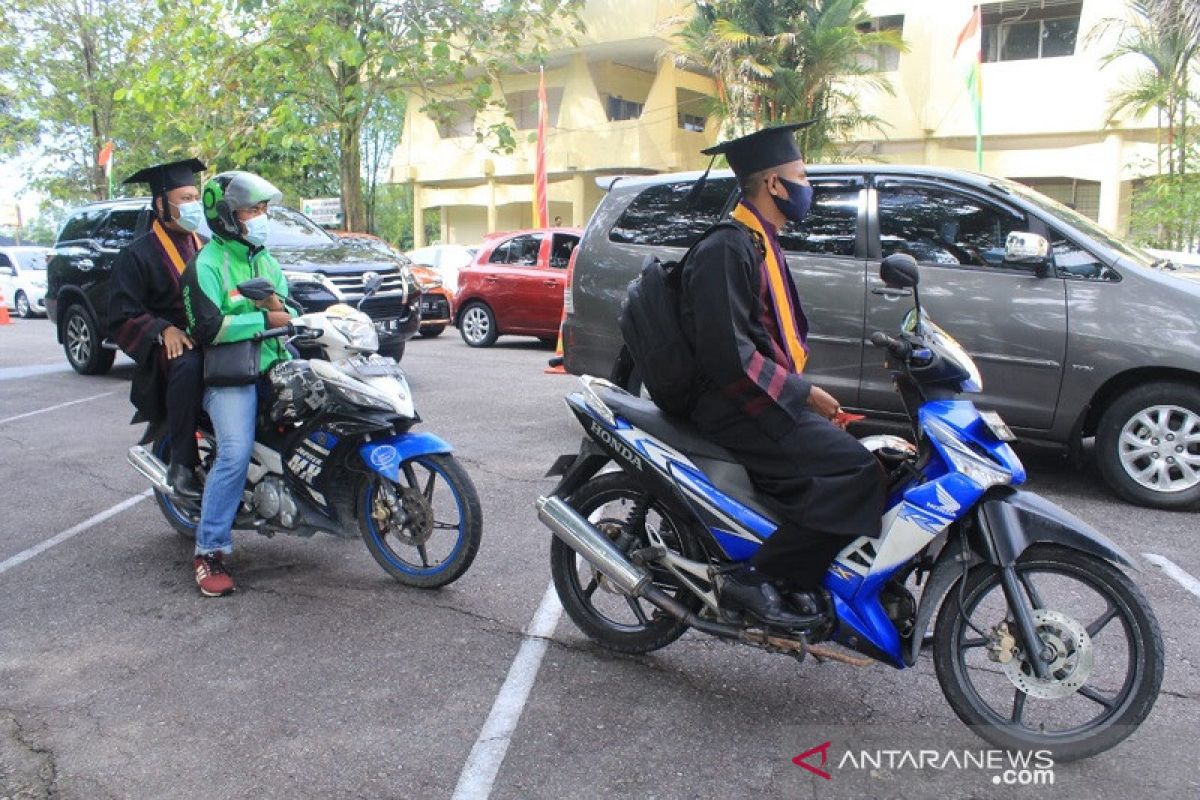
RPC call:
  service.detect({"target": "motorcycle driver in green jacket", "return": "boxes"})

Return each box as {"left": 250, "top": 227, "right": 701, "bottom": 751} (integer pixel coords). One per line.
{"left": 181, "top": 170, "right": 296, "bottom": 597}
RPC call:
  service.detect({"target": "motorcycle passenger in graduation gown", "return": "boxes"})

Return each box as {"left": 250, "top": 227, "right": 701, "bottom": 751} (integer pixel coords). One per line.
{"left": 678, "top": 124, "right": 885, "bottom": 628}
{"left": 109, "top": 158, "right": 208, "bottom": 498}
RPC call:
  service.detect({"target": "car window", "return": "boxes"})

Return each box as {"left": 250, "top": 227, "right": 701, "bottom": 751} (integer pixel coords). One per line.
{"left": 268, "top": 206, "right": 336, "bottom": 247}
{"left": 94, "top": 209, "right": 143, "bottom": 250}
{"left": 778, "top": 181, "right": 860, "bottom": 256}
{"left": 1049, "top": 227, "right": 1118, "bottom": 281}
{"left": 58, "top": 207, "right": 109, "bottom": 243}
{"left": 609, "top": 177, "right": 736, "bottom": 248}
{"left": 878, "top": 183, "right": 1027, "bottom": 268}
{"left": 0, "top": 254, "right": 12, "bottom": 271}
{"left": 15, "top": 251, "right": 48, "bottom": 270}
{"left": 550, "top": 234, "right": 578, "bottom": 268}
{"left": 489, "top": 234, "right": 542, "bottom": 266}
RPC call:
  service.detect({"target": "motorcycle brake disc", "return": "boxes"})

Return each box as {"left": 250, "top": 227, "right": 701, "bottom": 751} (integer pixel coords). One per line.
{"left": 1000, "top": 609, "right": 1095, "bottom": 700}
{"left": 373, "top": 484, "right": 435, "bottom": 546}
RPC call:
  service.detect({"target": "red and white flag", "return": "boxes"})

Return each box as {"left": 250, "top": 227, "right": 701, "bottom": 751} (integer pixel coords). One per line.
{"left": 97, "top": 141, "right": 115, "bottom": 198}
{"left": 532, "top": 67, "right": 549, "bottom": 228}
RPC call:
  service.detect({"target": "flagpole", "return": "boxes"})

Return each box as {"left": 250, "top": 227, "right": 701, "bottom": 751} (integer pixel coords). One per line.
{"left": 533, "top": 65, "right": 549, "bottom": 228}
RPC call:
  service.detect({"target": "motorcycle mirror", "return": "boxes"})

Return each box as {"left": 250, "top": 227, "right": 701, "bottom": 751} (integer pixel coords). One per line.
{"left": 880, "top": 254, "right": 919, "bottom": 289}
{"left": 237, "top": 277, "right": 277, "bottom": 301}
{"left": 357, "top": 271, "right": 385, "bottom": 310}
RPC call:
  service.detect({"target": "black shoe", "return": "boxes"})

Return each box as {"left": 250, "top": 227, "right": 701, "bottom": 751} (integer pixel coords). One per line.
{"left": 787, "top": 588, "right": 831, "bottom": 618}
{"left": 722, "top": 569, "right": 823, "bottom": 629}
{"left": 167, "top": 463, "right": 202, "bottom": 499}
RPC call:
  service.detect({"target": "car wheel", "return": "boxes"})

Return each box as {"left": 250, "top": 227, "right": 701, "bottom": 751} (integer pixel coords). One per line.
{"left": 377, "top": 339, "right": 406, "bottom": 362}
{"left": 62, "top": 304, "right": 115, "bottom": 375}
{"left": 459, "top": 302, "right": 498, "bottom": 348}
{"left": 419, "top": 325, "right": 446, "bottom": 338}
{"left": 1095, "top": 381, "right": 1200, "bottom": 509}
{"left": 15, "top": 291, "right": 33, "bottom": 319}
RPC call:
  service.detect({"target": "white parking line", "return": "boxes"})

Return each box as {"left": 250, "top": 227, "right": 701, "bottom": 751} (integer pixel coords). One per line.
{"left": 452, "top": 582, "right": 563, "bottom": 800}
{"left": 1143, "top": 553, "right": 1200, "bottom": 602}
{"left": 0, "top": 491, "right": 151, "bottom": 576}
{"left": 0, "top": 391, "right": 115, "bottom": 425}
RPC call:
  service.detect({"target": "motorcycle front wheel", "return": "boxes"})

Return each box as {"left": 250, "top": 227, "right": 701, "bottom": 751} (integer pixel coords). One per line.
{"left": 357, "top": 453, "right": 482, "bottom": 588}
{"left": 933, "top": 543, "right": 1164, "bottom": 761}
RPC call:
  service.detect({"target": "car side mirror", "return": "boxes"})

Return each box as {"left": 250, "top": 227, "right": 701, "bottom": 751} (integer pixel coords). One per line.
{"left": 880, "top": 253, "right": 919, "bottom": 288}
{"left": 237, "top": 277, "right": 277, "bottom": 301}
{"left": 1004, "top": 232, "right": 1053, "bottom": 277}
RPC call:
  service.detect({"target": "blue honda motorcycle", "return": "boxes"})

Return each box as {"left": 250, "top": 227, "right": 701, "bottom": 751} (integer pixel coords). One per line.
{"left": 538, "top": 253, "right": 1163, "bottom": 760}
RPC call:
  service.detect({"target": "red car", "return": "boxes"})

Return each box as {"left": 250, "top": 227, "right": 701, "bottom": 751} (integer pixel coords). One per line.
{"left": 455, "top": 227, "right": 581, "bottom": 347}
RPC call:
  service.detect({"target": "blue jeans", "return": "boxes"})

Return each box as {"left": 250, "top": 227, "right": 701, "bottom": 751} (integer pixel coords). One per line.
{"left": 195, "top": 384, "right": 257, "bottom": 555}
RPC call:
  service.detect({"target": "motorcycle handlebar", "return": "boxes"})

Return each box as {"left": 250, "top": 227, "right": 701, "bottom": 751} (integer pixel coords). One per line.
{"left": 870, "top": 331, "right": 912, "bottom": 360}
{"left": 255, "top": 324, "right": 294, "bottom": 341}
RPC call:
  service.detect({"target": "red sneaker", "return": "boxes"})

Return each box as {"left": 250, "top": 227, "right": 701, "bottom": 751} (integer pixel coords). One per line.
{"left": 193, "top": 553, "right": 235, "bottom": 597}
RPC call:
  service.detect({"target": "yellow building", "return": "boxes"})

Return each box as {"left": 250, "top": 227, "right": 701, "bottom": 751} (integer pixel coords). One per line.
{"left": 388, "top": 0, "right": 719, "bottom": 247}
{"left": 391, "top": 0, "right": 1166, "bottom": 244}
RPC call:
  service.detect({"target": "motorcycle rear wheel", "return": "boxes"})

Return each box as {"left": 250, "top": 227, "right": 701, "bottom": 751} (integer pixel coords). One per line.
{"left": 933, "top": 544, "right": 1164, "bottom": 761}
{"left": 357, "top": 453, "right": 482, "bottom": 588}
{"left": 152, "top": 435, "right": 202, "bottom": 539}
{"left": 550, "top": 471, "right": 705, "bottom": 654}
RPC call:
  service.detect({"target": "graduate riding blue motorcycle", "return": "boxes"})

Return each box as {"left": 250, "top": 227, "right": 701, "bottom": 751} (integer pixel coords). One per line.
{"left": 538, "top": 247, "right": 1164, "bottom": 761}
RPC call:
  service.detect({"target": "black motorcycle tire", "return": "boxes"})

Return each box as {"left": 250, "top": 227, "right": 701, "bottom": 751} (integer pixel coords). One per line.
{"left": 550, "top": 471, "right": 705, "bottom": 655}
{"left": 357, "top": 453, "right": 482, "bottom": 589}
{"left": 933, "top": 544, "right": 1164, "bottom": 762}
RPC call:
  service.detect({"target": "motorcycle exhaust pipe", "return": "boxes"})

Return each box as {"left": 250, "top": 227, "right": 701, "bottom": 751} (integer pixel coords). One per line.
{"left": 127, "top": 445, "right": 174, "bottom": 496}
{"left": 536, "top": 495, "right": 754, "bottom": 642}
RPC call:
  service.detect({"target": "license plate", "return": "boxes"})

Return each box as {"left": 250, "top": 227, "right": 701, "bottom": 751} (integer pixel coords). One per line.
{"left": 348, "top": 354, "right": 401, "bottom": 376}
{"left": 374, "top": 318, "right": 400, "bottom": 334}
{"left": 979, "top": 410, "right": 1016, "bottom": 442}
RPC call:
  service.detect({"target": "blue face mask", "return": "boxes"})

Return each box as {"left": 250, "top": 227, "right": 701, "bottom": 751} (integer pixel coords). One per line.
{"left": 773, "top": 178, "right": 814, "bottom": 224}
{"left": 243, "top": 214, "right": 270, "bottom": 247}
{"left": 171, "top": 200, "right": 204, "bottom": 233}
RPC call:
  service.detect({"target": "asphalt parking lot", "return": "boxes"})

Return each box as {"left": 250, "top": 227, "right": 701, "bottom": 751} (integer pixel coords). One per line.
{"left": 1, "top": 316, "right": 1198, "bottom": 800}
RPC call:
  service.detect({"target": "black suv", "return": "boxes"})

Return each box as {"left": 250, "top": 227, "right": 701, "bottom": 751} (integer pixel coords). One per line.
{"left": 46, "top": 198, "right": 422, "bottom": 374}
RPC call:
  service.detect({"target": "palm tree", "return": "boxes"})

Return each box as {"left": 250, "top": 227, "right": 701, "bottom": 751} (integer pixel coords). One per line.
{"left": 672, "top": 0, "right": 905, "bottom": 161}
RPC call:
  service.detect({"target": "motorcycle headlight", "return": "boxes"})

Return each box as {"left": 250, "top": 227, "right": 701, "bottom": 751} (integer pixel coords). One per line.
{"left": 924, "top": 416, "right": 1012, "bottom": 489}
{"left": 325, "top": 379, "right": 394, "bottom": 412}
{"left": 329, "top": 315, "right": 379, "bottom": 352}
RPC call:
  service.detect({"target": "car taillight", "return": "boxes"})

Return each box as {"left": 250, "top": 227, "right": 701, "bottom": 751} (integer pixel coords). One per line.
{"left": 564, "top": 246, "right": 578, "bottom": 315}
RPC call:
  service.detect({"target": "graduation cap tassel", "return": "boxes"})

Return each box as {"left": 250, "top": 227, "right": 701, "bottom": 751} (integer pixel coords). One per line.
{"left": 685, "top": 154, "right": 718, "bottom": 208}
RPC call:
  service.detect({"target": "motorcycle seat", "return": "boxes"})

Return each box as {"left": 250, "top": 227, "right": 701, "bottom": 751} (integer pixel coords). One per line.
{"left": 596, "top": 388, "right": 781, "bottom": 523}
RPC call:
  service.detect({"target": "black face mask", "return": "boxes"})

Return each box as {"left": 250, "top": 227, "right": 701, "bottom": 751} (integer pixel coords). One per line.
{"left": 772, "top": 178, "right": 814, "bottom": 224}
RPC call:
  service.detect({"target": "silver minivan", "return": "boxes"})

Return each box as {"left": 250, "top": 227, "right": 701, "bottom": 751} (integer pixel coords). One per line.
{"left": 562, "top": 166, "right": 1200, "bottom": 510}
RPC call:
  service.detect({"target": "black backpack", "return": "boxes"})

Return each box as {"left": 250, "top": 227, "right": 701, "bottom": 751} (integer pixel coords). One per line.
{"left": 617, "top": 221, "right": 752, "bottom": 417}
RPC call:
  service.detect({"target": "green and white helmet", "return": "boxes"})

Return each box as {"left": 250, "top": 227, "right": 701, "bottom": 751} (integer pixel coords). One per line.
{"left": 202, "top": 171, "right": 283, "bottom": 240}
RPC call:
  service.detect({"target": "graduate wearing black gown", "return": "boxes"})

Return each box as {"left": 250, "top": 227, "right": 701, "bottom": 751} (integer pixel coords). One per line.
{"left": 678, "top": 125, "right": 885, "bottom": 627}
{"left": 109, "top": 158, "right": 207, "bottom": 497}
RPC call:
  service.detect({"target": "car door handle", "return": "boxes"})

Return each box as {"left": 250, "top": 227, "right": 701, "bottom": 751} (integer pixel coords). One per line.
{"left": 484, "top": 276, "right": 498, "bottom": 283}
{"left": 871, "top": 287, "right": 911, "bottom": 298}
{"left": 543, "top": 280, "right": 559, "bottom": 287}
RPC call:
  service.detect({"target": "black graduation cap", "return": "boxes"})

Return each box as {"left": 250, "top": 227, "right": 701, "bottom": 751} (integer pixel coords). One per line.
{"left": 687, "top": 121, "right": 816, "bottom": 205}
{"left": 122, "top": 158, "right": 206, "bottom": 195}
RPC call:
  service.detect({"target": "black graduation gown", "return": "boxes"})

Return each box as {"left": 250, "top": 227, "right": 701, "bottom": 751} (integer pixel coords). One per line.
{"left": 108, "top": 228, "right": 199, "bottom": 424}
{"left": 679, "top": 223, "right": 884, "bottom": 580}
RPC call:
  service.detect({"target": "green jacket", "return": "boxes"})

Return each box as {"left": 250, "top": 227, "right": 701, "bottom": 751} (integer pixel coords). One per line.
{"left": 182, "top": 236, "right": 296, "bottom": 373}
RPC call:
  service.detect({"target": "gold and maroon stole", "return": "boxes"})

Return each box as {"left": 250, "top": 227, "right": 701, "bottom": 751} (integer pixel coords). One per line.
{"left": 730, "top": 200, "right": 809, "bottom": 373}
{"left": 149, "top": 219, "right": 201, "bottom": 281}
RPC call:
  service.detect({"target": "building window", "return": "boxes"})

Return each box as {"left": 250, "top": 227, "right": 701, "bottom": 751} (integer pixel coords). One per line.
{"left": 678, "top": 113, "right": 706, "bottom": 132}
{"left": 506, "top": 88, "right": 564, "bottom": 130}
{"left": 433, "top": 101, "right": 475, "bottom": 139}
{"left": 982, "top": 1, "right": 1081, "bottom": 62}
{"left": 606, "top": 96, "right": 644, "bottom": 122}
{"left": 856, "top": 15, "right": 904, "bottom": 71}
{"left": 1013, "top": 177, "right": 1101, "bottom": 221}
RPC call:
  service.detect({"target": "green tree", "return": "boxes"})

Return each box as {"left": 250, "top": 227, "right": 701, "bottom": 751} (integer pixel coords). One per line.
{"left": 673, "top": 0, "right": 904, "bottom": 160}
{"left": 0, "top": 0, "right": 163, "bottom": 202}
{"left": 241, "top": 0, "right": 582, "bottom": 233}
{"left": 1092, "top": 1, "right": 1200, "bottom": 248}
